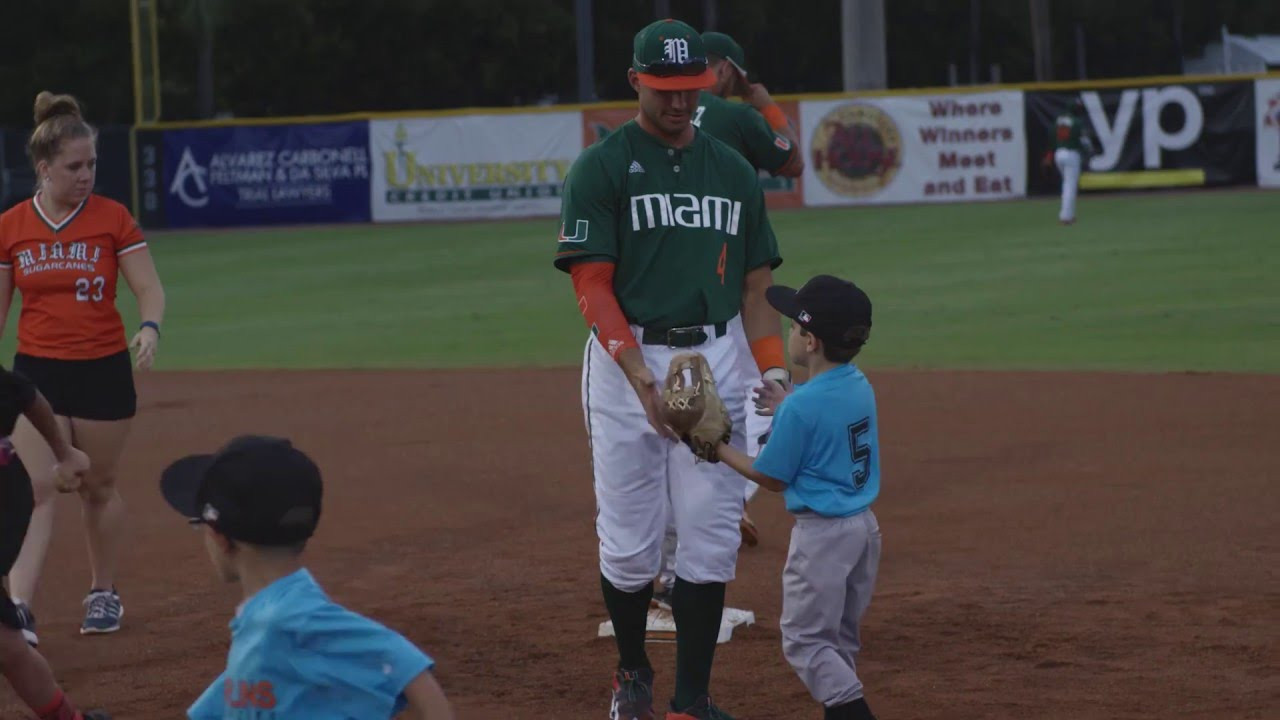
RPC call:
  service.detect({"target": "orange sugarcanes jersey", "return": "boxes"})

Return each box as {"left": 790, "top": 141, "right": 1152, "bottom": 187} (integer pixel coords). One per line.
{"left": 0, "top": 194, "right": 149, "bottom": 360}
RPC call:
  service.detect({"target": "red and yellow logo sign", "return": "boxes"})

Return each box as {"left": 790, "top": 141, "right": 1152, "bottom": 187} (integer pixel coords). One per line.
{"left": 812, "top": 103, "right": 902, "bottom": 197}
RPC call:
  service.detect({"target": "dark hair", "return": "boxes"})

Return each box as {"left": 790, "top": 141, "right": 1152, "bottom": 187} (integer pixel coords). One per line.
{"left": 231, "top": 537, "right": 308, "bottom": 556}
{"left": 28, "top": 91, "right": 96, "bottom": 172}
{"left": 277, "top": 540, "right": 308, "bottom": 556}
{"left": 801, "top": 326, "right": 870, "bottom": 363}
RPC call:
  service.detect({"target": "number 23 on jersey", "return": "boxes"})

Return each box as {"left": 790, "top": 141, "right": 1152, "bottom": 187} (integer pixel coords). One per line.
{"left": 75, "top": 276, "right": 105, "bottom": 302}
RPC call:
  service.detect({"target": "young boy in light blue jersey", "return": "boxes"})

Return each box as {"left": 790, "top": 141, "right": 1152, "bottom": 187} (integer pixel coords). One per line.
{"left": 715, "top": 275, "right": 882, "bottom": 720}
{"left": 160, "top": 435, "right": 454, "bottom": 720}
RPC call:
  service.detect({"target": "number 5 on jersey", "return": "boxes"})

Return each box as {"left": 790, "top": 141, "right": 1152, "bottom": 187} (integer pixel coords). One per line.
{"left": 848, "top": 418, "right": 872, "bottom": 490}
{"left": 76, "top": 276, "right": 105, "bottom": 302}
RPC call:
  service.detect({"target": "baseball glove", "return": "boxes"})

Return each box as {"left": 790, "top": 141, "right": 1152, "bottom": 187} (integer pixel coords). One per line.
{"left": 661, "top": 352, "right": 732, "bottom": 462}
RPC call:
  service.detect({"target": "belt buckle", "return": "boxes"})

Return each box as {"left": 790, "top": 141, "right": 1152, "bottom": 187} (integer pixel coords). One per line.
{"left": 666, "top": 326, "right": 706, "bottom": 348}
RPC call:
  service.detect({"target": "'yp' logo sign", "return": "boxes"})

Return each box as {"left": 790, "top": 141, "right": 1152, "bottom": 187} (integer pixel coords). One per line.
{"left": 1082, "top": 87, "right": 1204, "bottom": 171}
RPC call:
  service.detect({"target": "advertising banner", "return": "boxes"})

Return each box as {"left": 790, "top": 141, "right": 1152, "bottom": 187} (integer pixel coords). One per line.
{"left": 370, "top": 112, "right": 580, "bottom": 222}
{"left": 162, "top": 121, "right": 371, "bottom": 228}
{"left": 801, "top": 91, "right": 1026, "bottom": 206}
{"left": 1256, "top": 78, "right": 1280, "bottom": 188}
{"left": 1024, "top": 81, "right": 1256, "bottom": 193}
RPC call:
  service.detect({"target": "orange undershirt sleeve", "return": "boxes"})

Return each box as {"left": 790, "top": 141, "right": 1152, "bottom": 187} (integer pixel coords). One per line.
{"left": 761, "top": 103, "right": 789, "bottom": 132}
{"left": 750, "top": 335, "right": 787, "bottom": 374}
{"left": 570, "top": 261, "right": 639, "bottom": 361}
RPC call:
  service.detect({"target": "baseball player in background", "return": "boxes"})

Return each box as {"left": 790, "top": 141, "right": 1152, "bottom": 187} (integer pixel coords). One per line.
{"left": 698, "top": 31, "right": 804, "bottom": 180}
{"left": 1044, "top": 97, "right": 1095, "bottom": 225}
{"left": 161, "top": 436, "right": 454, "bottom": 720}
{"left": 655, "top": 28, "right": 803, "bottom": 607}
{"left": 555, "top": 18, "right": 785, "bottom": 720}
{"left": 714, "top": 275, "right": 882, "bottom": 720}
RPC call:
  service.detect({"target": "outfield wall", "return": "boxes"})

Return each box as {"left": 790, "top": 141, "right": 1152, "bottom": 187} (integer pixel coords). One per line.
{"left": 128, "top": 72, "right": 1279, "bottom": 229}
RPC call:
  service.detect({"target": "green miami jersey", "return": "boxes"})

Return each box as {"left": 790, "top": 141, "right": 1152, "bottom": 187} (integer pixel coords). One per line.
{"left": 554, "top": 120, "right": 781, "bottom": 330}
{"left": 694, "top": 91, "right": 795, "bottom": 175}
{"left": 1053, "top": 114, "right": 1092, "bottom": 153}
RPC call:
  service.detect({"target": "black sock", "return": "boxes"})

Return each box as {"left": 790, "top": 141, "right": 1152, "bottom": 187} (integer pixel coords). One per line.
{"left": 671, "top": 576, "right": 726, "bottom": 709}
{"left": 600, "top": 574, "right": 653, "bottom": 671}
{"left": 825, "top": 697, "right": 875, "bottom": 720}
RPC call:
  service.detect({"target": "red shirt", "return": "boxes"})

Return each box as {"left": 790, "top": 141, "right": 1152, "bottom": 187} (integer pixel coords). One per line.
{"left": 0, "top": 194, "right": 149, "bottom": 360}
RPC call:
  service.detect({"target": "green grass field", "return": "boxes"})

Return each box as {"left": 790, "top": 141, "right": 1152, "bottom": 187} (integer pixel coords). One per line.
{"left": 6, "top": 191, "right": 1274, "bottom": 372}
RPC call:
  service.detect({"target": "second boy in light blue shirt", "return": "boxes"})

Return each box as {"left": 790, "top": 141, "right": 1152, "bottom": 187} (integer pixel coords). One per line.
{"left": 161, "top": 435, "right": 455, "bottom": 720}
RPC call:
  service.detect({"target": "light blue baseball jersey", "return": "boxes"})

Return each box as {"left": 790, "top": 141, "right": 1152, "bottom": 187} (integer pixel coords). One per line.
{"left": 188, "top": 568, "right": 434, "bottom": 720}
{"left": 752, "top": 364, "right": 880, "bottom": 517}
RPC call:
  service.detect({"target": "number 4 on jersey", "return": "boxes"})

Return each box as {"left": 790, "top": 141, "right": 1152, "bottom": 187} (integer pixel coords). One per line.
{"left": 848, "top": 418, "right": 872, "bottom": 490}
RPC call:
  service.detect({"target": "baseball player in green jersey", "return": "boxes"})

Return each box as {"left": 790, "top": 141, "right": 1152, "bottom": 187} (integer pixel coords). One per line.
{"left": 554, "top": 18, "right": 785, "bottom": 720}
{"left": 698, "top": 32, "right": 804, "bottom": 180}
{"left": 652, "top": 30, "right": 803, "bottom": 606}
{"left": 699, "top": 31, "right": 801, "bottom": 524}
{"left": 1043, "top": 97, "right": 1095, "bottom": 225}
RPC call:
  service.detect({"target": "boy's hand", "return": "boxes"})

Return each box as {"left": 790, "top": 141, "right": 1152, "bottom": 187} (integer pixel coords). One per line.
{"left": 753, "top": 377, "right": 792, "bottom": 416}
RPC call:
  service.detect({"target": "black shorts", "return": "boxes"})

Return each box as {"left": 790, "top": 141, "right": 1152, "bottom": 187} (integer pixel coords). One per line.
{"left": 0, "top": 455, "right": 33, "bottom": 630}
{"left": 12, "top": 350, "right": 137, "bottom": 421}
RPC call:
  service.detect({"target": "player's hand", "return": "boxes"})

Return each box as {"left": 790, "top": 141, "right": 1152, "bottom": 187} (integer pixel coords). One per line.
{"left": 618, "top": 349, "right": 678, "bottom": 440}
{"left": 52, "top": 445, "right": 90, "bottom": 493}
{"left": 631, "top": 369, "right": 678, "bottom": 440}
{"left": 741, "top": 83, "right": 774, "bottom": 110}
{"left": 753, "top": 377, "right": 792, "bottom": 417}
{"left": 130, "top": 326, "right": 159, "bottom": 370}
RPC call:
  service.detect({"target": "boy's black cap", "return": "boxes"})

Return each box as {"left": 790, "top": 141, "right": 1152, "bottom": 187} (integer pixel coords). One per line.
{"left": 766, "top": 275, "right": 873, "bottom": 349}
{"left": 160, "top": 435, "right": 322, "bottom": 546}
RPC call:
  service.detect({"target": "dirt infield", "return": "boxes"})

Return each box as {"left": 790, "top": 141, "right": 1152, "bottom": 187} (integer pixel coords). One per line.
{"left": 0, "top": 368, "right": 1275, "bottom": 719}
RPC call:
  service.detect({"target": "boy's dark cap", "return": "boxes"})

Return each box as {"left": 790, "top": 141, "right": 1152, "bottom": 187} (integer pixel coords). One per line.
{"left": 766, "top": 275, "right": 873, "bottom": 349}
{"left": 160, "top": 435, "right": 322, "bottom": 546}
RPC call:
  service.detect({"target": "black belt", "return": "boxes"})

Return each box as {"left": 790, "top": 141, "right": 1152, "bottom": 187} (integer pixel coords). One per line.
{"left": 640, "top": 322, "right": 728, "bottom": 348}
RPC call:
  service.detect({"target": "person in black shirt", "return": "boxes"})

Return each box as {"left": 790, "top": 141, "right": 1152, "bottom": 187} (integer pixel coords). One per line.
{"left": 0, "top": 367, "right": 109, "bottom": 720}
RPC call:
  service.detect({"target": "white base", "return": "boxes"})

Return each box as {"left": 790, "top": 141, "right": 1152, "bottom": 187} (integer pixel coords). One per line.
{"left": 597, "top": 606, "right": 756, "bottom": 645}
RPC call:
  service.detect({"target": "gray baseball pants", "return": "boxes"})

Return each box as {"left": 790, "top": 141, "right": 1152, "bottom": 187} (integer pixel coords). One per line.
{"left": 781, "top": 509, "right": 881, "bottom": 707}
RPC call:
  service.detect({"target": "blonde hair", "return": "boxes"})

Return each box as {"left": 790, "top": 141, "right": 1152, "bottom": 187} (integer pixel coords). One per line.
{"left": 27, "top": 91, "right": 97, "bottom": 172}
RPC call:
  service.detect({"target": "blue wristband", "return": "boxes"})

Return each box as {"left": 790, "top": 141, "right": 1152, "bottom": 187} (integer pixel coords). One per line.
{"left": 140, "top": 321, "right": 161, "bottom": 337}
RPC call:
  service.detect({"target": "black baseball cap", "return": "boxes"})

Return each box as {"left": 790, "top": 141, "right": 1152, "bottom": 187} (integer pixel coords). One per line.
{"left": 160, "top": 435, "right": 323, "bottom": 546}
{"left": 766, "top": 275, "right": 873, "bottom": 349}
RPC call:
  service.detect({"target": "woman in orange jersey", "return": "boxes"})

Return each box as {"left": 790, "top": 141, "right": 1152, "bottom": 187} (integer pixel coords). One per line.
{"left": 0, "top": 92, "right": 166, "bottom": 644}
